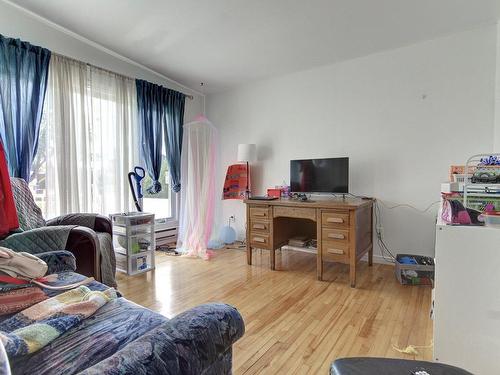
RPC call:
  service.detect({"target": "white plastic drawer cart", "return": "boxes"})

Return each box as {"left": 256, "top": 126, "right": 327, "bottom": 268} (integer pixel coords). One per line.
{"left": 110, "top": 212, "right": 156, "bottom": 275}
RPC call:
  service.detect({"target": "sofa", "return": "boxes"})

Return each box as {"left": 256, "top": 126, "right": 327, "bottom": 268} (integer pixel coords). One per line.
{"left": 0, "top": 251, "right": 245, "bottom": 375}
{"left": 0, "top": 178, "right": 116, "bottom": 287}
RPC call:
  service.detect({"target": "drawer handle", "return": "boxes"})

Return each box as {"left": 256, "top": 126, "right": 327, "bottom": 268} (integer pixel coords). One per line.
{"left": 328, "top": 233, "right": 345, "bottom": 240}
{"left": 253, "top": 237, "right": 266, "bottom": 243}
{"left": 253, "top": 212, "right": 267, "bottom": 217}
{"left": 327, "top": 248, "right": 344, "bottom": 255}
{"left": 327, "top": 217, "right": 344, "bottom": 223}
{"left": 253, "top": 223, "right": 266, "bottom": 230}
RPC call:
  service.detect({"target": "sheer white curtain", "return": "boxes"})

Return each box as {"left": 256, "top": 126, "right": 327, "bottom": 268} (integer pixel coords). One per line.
{"left": 41, "top": 55, "right": 138, "bottom": 217}
{"left": 177, "top": 118, "right": 218, "bottom": 259}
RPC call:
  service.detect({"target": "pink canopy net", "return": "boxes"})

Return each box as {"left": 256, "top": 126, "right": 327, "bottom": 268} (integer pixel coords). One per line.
{"left": 176, "top": 116, "right": 218, "bottom": 259}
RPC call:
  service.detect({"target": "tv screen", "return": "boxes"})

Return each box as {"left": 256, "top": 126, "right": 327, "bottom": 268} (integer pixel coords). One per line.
{"left": 290, "top": 157, "right": 349, "bottom": 193}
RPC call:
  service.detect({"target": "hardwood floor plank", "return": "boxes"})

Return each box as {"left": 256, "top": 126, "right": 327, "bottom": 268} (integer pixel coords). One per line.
{"left": 116, "top": 249, "right": 432, "bottom": 374}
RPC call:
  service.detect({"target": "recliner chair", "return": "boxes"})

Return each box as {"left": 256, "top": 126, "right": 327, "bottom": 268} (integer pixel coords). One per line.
{"left": 0, "top": 177, "right": 116, "bottom": 287}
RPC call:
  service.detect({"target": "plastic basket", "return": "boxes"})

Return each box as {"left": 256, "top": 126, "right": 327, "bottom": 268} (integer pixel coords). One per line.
{"left": 452, "top": 174, "right": 472, "bottom": 184}
{"left": 395, "top": 254, "right": 434, "bottom": 286}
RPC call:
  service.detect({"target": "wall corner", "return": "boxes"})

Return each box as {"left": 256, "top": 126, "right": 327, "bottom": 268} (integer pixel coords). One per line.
{"left": 494, "top": 22, "right": 500, "bottom": 152}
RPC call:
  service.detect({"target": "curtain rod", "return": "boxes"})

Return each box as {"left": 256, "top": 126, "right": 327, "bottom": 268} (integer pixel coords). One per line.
{"left": 52, "top": 52, "right": 195, "bottom": 100}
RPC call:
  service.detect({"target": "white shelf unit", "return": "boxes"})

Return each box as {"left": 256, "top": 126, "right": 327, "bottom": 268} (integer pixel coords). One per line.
{"left": 434, "top": 223, "right": 500, "bottom": 374}
{"left": 110, "top": 212, "right": 155, "bottom": 276}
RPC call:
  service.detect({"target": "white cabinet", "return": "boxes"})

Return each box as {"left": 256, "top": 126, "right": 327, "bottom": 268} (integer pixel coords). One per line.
{"left": 434, "top": 223, "right": 500, "bottom": 374}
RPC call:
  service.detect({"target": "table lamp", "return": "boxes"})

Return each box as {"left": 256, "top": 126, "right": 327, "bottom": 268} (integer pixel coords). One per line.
{"left": 237, "top": 144, "right": 257, "bottom": 198}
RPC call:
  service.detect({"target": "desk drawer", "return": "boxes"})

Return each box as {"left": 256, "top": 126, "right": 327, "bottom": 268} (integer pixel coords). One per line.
{"left": 249, "top": 207, "right": 271, "bottom": 219}
{"left": 322, "top": 228, "right": 349, "bottom": 242}
{"left": 322, "top": 240, "right": 349, "bottom": 262}
{"left": 250, "top": 233, "right": 270, "bottom": 248}
{"left": 322, "top": 211, "right": 349, "bottom": 227}
{"left": 250, "top": 220, "right": 270, "bottom": 233}
{"left": 273, "top": 206, "right": 316, "bottom": 221}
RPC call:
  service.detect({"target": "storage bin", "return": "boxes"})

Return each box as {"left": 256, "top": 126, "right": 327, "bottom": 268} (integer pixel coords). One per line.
{"left": 452, "top": 174, "right": 472, "bottom": 184}
{"left": 115, "top": 253, "right": 128, "bottom": 273}
{"left": 113, "top": 224, "right": 152, "bottom": 236}
{"left": 132, "top": 253, "right": 152, "bottom": 273}
{"left": 395, "top": 254, "right": 434, "bottom": 286}
{"left": 110, "top": 212, "right": 155, "bottom": 275}
{"left": 111, "top": 212, "right": 154, "bottom": 227}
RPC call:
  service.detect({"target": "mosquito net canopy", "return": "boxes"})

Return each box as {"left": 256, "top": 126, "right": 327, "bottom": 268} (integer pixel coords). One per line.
{"left": 176, "top": 117, "right": 218, "bottom": 259}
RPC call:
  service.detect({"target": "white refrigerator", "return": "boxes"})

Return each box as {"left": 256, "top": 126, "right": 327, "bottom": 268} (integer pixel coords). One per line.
{"left": 434, "top": 222, "right": 500, "bottom": 374}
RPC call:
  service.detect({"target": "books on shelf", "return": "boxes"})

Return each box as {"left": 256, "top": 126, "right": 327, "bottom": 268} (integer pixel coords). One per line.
{"left": 284, "top": 237, "right": 318, "bottom": 254}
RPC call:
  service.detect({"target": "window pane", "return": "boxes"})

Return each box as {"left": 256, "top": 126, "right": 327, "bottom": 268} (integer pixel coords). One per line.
{"left": 142, "top": 157, "right": 173, "bottom": 220}
{"left": 29, "top": 111, "right": 48, "bottom": 216}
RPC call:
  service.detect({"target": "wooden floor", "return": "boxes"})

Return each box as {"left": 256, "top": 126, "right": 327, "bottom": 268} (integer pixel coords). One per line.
{"left": 116, "top": 248, "right": 433, "bottom": 374}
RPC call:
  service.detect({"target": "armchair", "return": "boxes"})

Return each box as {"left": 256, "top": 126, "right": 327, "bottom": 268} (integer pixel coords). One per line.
{"left": 0, "top": 178, "right": 116, "bottom": 287}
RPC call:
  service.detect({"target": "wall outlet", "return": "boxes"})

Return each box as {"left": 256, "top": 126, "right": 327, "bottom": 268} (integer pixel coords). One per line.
{"left": 229, "top": 215, "right": 236, "bottom": 223}
{"left": 376, "top": 225, "right": 384, "bottom": 240}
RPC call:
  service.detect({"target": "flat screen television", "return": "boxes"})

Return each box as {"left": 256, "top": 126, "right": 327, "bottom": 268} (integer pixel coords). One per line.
{"left": 290, "top": 157, "right": 349, "bottom": 193}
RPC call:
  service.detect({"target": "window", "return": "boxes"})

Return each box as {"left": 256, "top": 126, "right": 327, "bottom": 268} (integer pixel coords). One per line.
{"left": 29, "top": 57, "right": 177, "bottom": 221}
{"left": 142, "top": 155, "right": 177, "bottom": 222}
{"left": 29, "top": 112, "right": 48, "bottom": 215}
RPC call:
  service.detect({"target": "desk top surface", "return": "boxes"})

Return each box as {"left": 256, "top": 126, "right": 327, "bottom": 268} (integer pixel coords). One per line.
{"left": 244, "top": 197, "right": 373, "bottom": 209}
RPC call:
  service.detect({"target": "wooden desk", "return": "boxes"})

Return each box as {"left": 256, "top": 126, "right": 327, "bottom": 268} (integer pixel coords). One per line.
{"left": 245, "top": 198, "right": 373, "bottom": 287}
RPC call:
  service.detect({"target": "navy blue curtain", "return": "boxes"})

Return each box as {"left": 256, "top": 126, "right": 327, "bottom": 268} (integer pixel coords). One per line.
{"left": 136, "top": 80, "right": 164, "bottom": 194}
{"left": 136, "top": 79, "right": 185, "bottom": 194}
{"left": 0, "top": 35, "right": 51, "bottom": 180}
{"left": 164, "top": 89, "right": 185, "bottom": 193}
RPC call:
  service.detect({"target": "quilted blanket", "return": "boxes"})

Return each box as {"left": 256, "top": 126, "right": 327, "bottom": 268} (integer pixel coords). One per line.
{"left": 2, "top": 271, "right": 244, "bottom": 375}
{"left": 0, "top": 286, "right": 116, "bottom": 358}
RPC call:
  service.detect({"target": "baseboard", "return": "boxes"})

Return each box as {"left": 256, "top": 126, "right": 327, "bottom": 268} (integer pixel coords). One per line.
{"left": 360, "top": 253, "right": 394, "bottom": 265}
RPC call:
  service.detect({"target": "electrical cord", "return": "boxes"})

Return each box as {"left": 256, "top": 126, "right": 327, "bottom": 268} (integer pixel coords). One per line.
{"left": 335, "top": 192, "right": 441, "bottom": 212}
{"left": 374, "top": 200, "right": 396, "bottom": 263}
{"left": 331, "top": 192, "right": 368, "bottom": 199}
{"left": 373, "top": 198, "right": 440, "bottom": 263}
{"left": 377, "top": 199, "right": 440, "bottom": 213}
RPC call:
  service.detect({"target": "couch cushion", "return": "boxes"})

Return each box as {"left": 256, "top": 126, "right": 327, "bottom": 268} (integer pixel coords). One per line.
{"left": 10, "top": 178, "right": 45, "bottom": 231}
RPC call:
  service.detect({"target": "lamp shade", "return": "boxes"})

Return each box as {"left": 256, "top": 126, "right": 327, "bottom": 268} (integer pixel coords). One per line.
{"left": 237, "top": 144, "right": 257, "bottom": 163}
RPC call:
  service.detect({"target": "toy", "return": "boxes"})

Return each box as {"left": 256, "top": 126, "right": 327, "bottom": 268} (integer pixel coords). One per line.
{"left": 471, "top": 169, "right": 500, "bottom": 184}
{"left": 479, "top": 155, "right": 500, "bottom": 166}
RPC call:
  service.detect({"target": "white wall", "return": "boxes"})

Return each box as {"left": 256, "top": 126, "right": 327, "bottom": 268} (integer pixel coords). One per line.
{"left": 0, "top": 1, "right": 204, "bottom": 120}
{"left": 495, "top": 22, "right": 500, "bottom": 152}
{"left": 207, "top": 26, "right": 497, "bottom": 260}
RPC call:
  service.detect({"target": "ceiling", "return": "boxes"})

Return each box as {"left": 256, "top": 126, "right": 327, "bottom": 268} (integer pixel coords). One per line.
{"left": 8, "top": 0, "right": 500, "bottom": 93}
